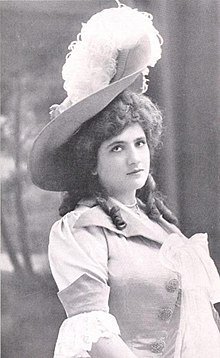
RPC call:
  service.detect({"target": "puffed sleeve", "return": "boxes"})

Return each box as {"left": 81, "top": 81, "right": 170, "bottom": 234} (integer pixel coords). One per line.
{"left": 48, "top": 211, "right": 120, "bottom": 358}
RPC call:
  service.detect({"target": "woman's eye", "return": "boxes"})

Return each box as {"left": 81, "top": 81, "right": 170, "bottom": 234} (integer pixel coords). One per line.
{"left": 136, "top": 140, "right": 146, "bottom": 147}
{"left": 112, "top": 145, "right": 122, "bottom": 152}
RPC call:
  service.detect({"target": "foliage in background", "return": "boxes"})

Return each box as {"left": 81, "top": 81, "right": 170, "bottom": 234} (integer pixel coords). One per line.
{"left": 1, "top": 7, "right": 73, "bottom": 272}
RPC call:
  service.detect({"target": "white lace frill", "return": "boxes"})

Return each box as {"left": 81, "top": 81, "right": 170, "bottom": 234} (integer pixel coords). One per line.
{"left": 53, "top": 311, "right": 120, "bottom": 358}
{"left": 160, "top": 233, "right": 220, "bottom": 358}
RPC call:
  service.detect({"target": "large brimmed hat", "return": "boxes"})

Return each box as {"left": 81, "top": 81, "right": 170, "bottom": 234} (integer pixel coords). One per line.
{"left": 30, "top": 2, "right": 163, "bottom": 191}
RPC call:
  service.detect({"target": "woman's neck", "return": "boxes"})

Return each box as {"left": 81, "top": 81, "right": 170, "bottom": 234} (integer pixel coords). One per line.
{"left": 109, "top": 195, "right": 137, "bottom": 207}
{"left": 109, "top": 192, "right": 137, "bottom": 206}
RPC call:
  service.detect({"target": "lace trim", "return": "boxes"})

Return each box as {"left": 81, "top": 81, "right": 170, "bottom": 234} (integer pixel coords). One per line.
{"left": 53, "top": 311, "right": 120, "bottom": 358}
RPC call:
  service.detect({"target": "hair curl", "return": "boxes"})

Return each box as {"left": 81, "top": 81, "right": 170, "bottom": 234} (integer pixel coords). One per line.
{"left": 59, "top": 90, "right": 178, "bottom": 227}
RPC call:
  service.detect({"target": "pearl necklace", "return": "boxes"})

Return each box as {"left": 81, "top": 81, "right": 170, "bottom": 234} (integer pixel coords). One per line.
{"left": 125, "top": 201, "right": 140, "bottom": 215}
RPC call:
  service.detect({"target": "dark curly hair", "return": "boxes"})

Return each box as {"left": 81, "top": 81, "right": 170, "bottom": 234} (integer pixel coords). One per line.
{"left": 59, "top": 90, "right": 178, "bottom": 227}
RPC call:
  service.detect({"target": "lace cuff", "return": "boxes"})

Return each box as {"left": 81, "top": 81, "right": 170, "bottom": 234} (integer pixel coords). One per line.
{"left": 54, "top": 311, "right": 120, "bottom": 358}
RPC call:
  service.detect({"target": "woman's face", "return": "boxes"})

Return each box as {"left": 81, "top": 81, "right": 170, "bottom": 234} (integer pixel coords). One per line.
{"left": 96, "top": 123, "right": 150, "bottom": 204}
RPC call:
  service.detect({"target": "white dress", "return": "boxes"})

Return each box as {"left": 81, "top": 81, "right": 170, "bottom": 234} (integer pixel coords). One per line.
{"left": 48, "top": 198, "right": 220, "bottom": 358}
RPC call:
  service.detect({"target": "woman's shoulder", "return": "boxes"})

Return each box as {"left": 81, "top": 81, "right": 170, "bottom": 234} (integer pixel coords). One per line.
{"left": 64, "top": 204, "right": 94, "bottom": 226}
{"left": 50, "top": 205, "right": 87, "bottom": 231}
{"left": 51, "top": 204, "right": 105, "bottom": 233}
{"left": 49, "top": 205, "right": 110, "bottom": 265}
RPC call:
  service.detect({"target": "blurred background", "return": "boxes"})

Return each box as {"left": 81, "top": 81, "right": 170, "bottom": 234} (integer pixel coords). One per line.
{"left": 1, "top": 0, "right": 219, "bottom": 357}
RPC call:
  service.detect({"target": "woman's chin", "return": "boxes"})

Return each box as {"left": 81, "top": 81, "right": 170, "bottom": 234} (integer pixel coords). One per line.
{"left": 124, "top": 179, "right": 147, "bottom": 193}
{"left": 128, "top": 175, "right": 148, "bottom": 189}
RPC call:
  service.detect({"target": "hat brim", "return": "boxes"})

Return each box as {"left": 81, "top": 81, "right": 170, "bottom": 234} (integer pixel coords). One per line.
{"left": 30, "top": 68, "right": 144, "bottom": 191}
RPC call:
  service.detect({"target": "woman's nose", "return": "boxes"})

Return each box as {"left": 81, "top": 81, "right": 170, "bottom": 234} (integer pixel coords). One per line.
{"left": 127, "top": 147, "right": 140, "bottom": 165}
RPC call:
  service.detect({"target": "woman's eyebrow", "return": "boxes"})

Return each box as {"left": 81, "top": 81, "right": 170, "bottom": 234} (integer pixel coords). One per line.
{"left": 106, "top": 136, "right": 146, "bottom": 149}
{"left": 106, "top": 140, "right": 125, "bottom": 149}
{"left": 135, "top": 136, "right": 146, "bottom": 142}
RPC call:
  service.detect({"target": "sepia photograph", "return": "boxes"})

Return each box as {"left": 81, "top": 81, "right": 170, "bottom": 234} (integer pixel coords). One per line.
{"left": 1, "top": 1, "right": 220, "bottom": 357}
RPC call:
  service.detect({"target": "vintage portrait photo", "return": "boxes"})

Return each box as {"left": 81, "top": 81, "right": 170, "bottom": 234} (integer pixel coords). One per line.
{"left": 1, "top": 1, "right": 220, "bottom": 357}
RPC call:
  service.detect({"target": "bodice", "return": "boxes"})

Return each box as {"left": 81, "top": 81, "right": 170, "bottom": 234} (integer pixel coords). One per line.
{"left": 107, "top": 234, "right": 180, "bottom": 357}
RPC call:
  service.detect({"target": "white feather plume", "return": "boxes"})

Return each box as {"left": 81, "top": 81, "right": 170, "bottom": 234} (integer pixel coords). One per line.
{"left": 60, "top": 5, "right": 163, "bottom": 112}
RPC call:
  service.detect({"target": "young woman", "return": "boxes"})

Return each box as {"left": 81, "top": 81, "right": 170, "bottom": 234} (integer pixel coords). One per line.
{"left": 30, "top": 3, "right": 220, "bottom": 358}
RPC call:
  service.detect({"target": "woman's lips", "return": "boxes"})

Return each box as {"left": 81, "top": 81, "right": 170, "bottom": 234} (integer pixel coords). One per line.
{"left": 127, "top": 169, "right": 144, "bottom": 175}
